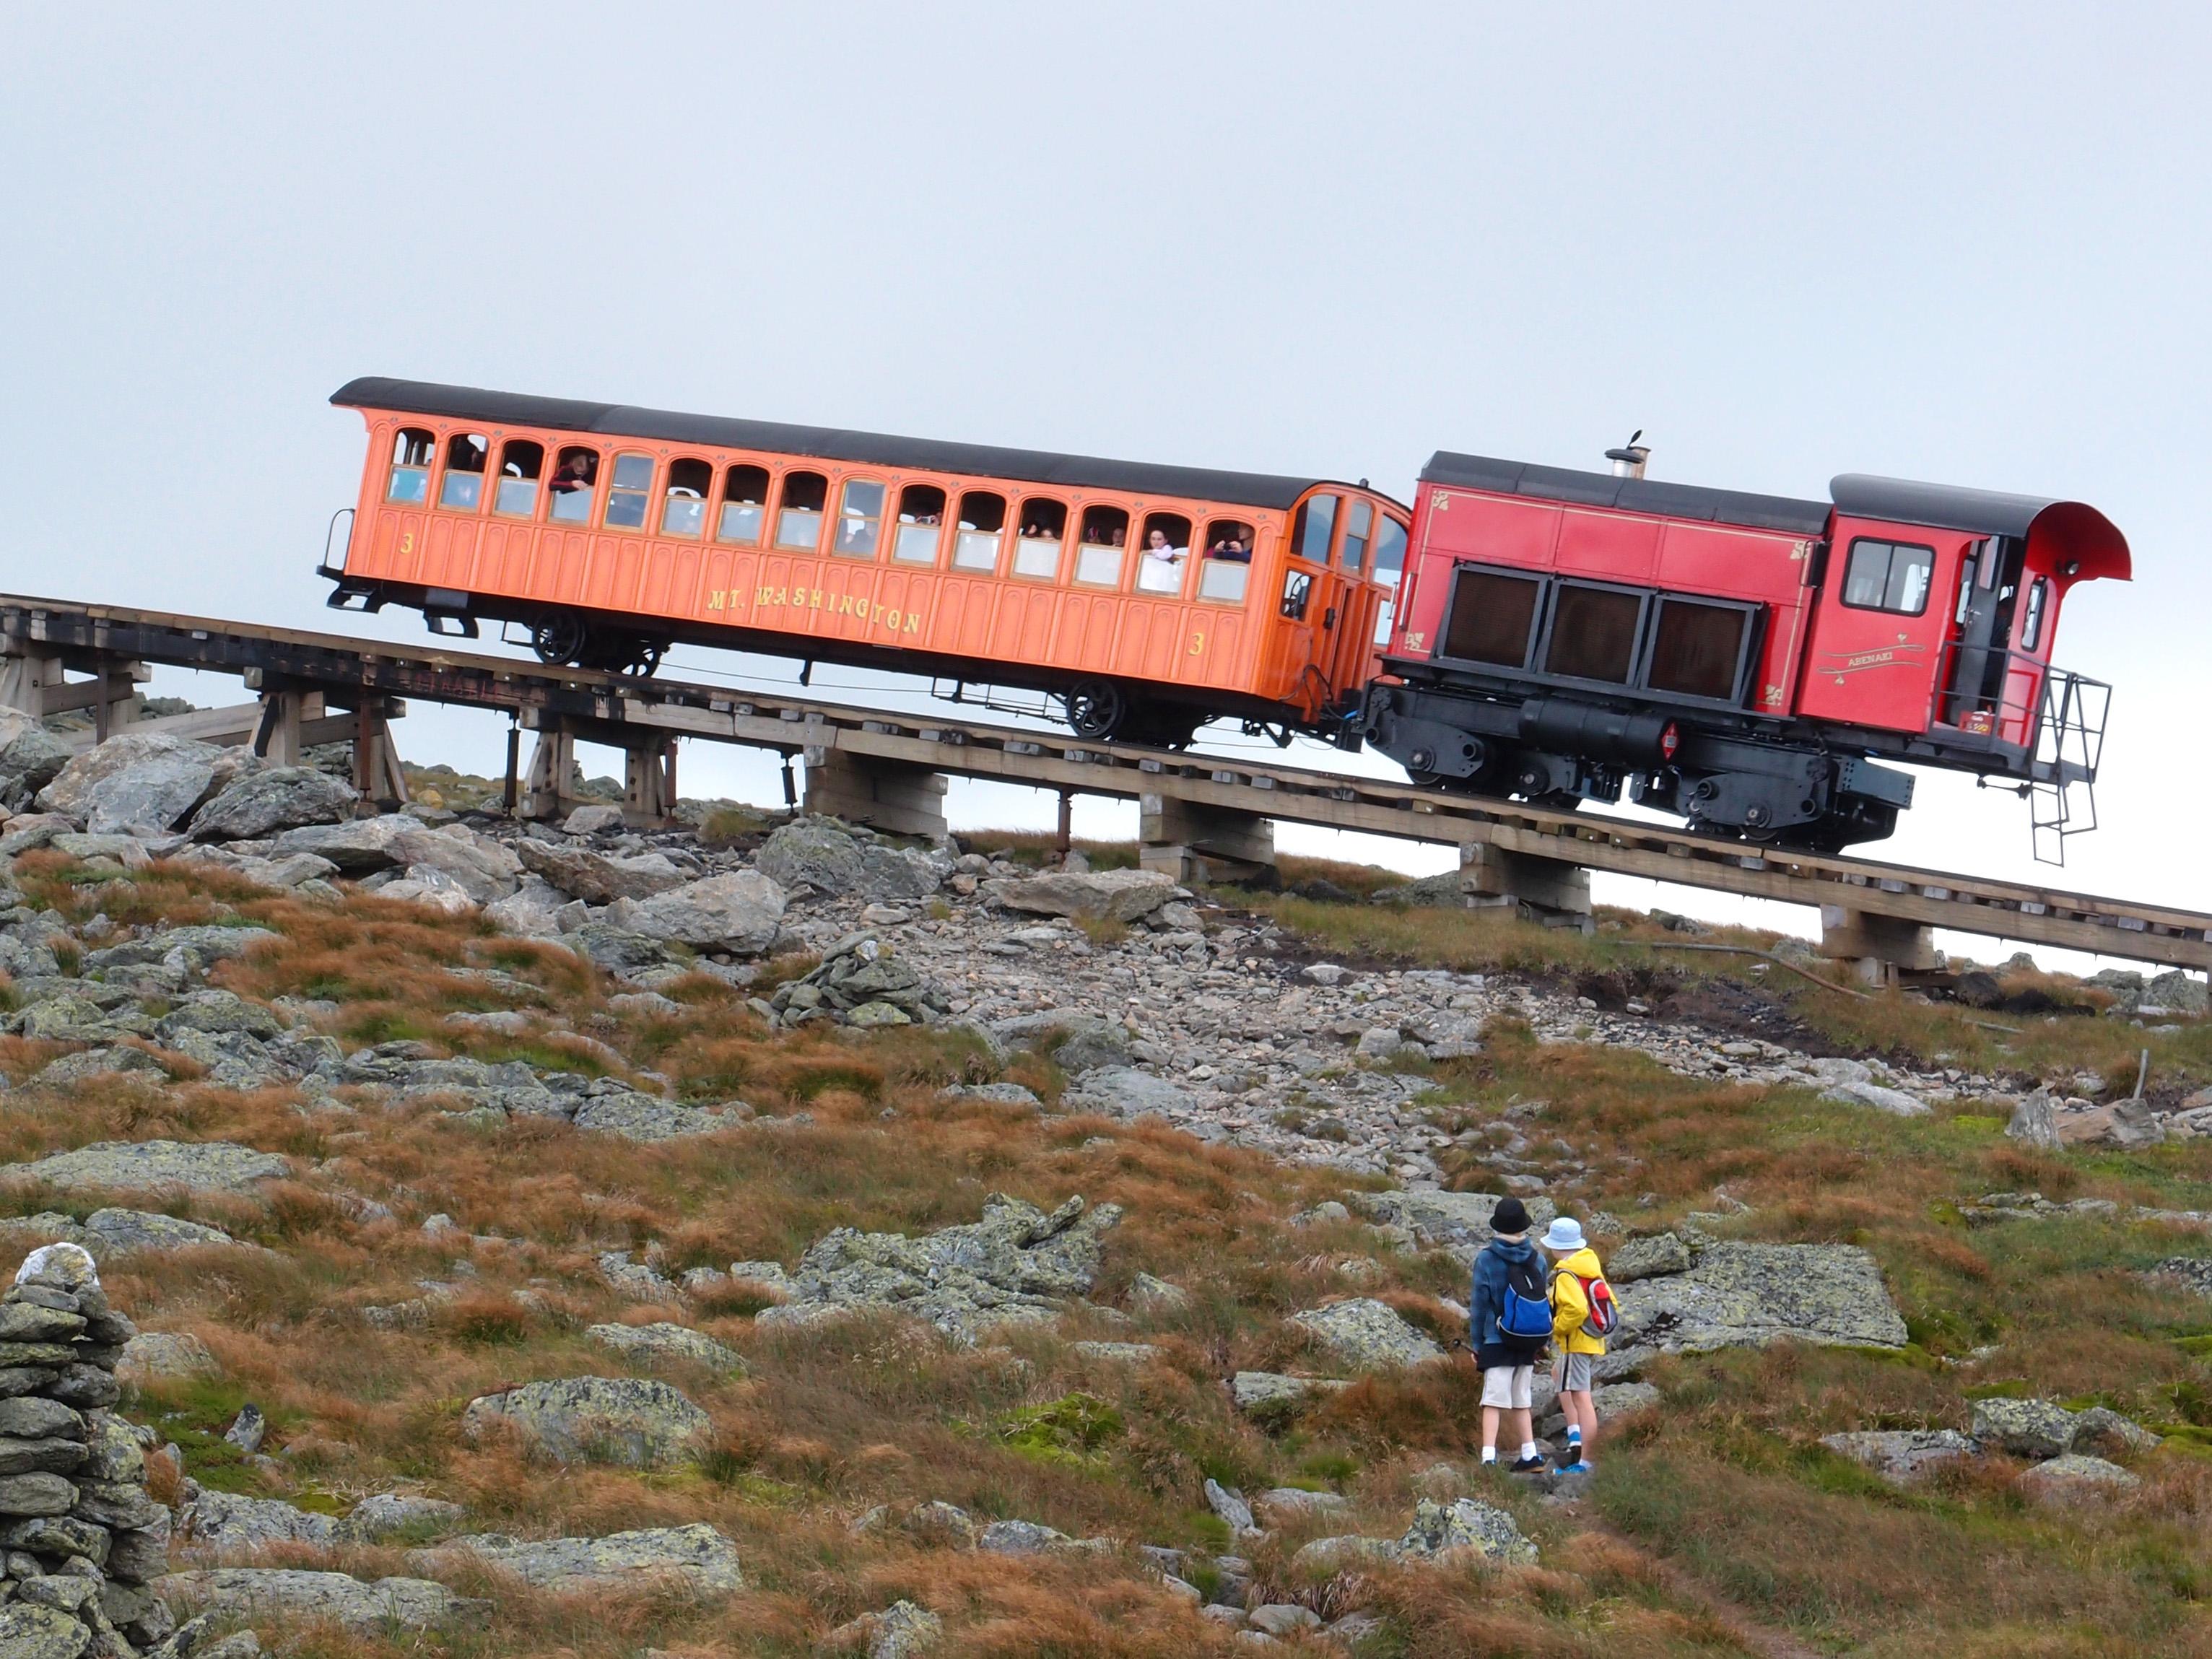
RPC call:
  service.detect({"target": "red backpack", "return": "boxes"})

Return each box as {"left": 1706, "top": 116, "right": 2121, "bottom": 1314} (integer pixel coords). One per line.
{"left": 1558, "top": 1266, "right": 1619, "bottom": 1339}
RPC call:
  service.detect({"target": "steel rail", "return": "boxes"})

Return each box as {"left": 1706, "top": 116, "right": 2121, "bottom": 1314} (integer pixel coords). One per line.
{"left": 1, "top": 592, "right": 2205, "bottom": 970}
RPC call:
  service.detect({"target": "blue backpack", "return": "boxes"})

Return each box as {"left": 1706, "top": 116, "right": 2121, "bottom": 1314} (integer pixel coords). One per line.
{"left": 1494, "top": 1251, "right": 1554, "bottom": 1341}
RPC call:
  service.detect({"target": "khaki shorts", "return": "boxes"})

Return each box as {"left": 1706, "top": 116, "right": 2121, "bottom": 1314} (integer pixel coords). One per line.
{"left": 1555, "top": 1352, "right": 1595, "bottom": 1392}
{"left": 1480, "top": 1363, "right": 1533, "bottom": 1409}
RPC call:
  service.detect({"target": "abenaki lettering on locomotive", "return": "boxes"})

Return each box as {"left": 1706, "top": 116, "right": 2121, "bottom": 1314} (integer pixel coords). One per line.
{"left": 319, "top": 378, "right": 2130, "bottom": 856}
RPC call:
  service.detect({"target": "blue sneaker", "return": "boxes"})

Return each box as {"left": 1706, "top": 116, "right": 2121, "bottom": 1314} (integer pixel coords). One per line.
{"left": 1556, "top": 1460, "right": 1593, "bottom": 1475}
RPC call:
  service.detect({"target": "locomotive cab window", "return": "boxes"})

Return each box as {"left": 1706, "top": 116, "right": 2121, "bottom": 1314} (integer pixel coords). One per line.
{"left": 1841, "top": 538, "right": 1934, "bottom": 615}
{"left": 604, "top": 452, "right": 655, "bottom": 529}
{"left": 1076, "top": 505, "right": 1129, "bottom": 587}
{"left": 1136, "top": 513, "right": 1191, "bottom": 595}
{"left": 494, "top": 440, "right": 544, "bottom": 517}
{"left": 778, "top": 471, "right": 828, "bottom": 550}
{"left": 438, "top": 433, "right": 487, "bottom": 510}
{"left": 1442, "top": 569, "right": 1541, "bottom": 666}
{"left": 548, "top": 447, "right": 600, "bottom": 524}
{"left": 953, "top": 492, "right": 1006, "bottom": 571}
{"left": 833, "top": 479, "right": 885, "bottom": 558}
{"left": 661, "top": 458, "right": 711, "bottom": 538}
{"left": 386, "top": 428, "right": 434, "bottom": 503}
{"left": 1647, "top": 596, "right": 1751, "bottom": 702}
{"left": 1372, "top": 517, "right": 1409, "bottom": 645}
{"left": 718, "top": 464, "right": 770, "bottom": 544}
{"left": 1543, "top": 583, "right": 1643, "bottom": 684}
{"left": 2021, "top": 578, "right": 2050, "bottom": 651}
{"left": 1341, "top": 500, "right": 1372, "bottom": 570}
{"left": 1199, "top": 518, "right": 1253, "bottom": 604}
{"left": 1292, "top": 494, "right": 1338, "bottom": 565}
{"left": 894, "top": 484, "right": 946, "bottom": 563}
{"left": 1281, "top": 568, "right": 1313, "bottom": 622}
{"left": 1014, "top": 497, "right": 1066, "bottom": 579}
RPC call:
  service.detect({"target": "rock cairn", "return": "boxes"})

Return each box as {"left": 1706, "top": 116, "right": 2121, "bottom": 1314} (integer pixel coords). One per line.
{"left": 0, "top": 1242, "right": 173, "bottom": 1658}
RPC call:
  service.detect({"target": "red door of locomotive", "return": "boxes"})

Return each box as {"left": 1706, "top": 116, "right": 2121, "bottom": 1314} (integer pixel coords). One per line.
{"left": 1797, "top": 518, "right": 1967, "bottom": 733}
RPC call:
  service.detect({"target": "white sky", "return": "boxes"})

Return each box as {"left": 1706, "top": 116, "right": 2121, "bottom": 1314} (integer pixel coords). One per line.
{"left": 4, "top": 5, "right": 2207, "bottom": 972}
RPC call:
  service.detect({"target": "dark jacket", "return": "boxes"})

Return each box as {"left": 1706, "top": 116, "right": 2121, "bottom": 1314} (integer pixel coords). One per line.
{"left": 1470, "top": 1235, "right": 1546, "bottom": 1369}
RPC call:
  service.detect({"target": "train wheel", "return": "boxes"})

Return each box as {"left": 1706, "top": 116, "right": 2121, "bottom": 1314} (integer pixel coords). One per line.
{"left": 619, "top": 638, "right": 667, "bottom": 679}
{"left": 531, "top": 612, "right": 588, "bottom": 666}
{"left": 1064, "top": 681, "right": 1125, "bottom": 741}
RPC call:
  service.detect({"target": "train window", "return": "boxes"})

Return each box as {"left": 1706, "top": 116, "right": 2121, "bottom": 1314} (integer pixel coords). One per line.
{"left": 1136, "top": 512, "right": 1192, "bottom": 596}
{"left": 1076, "top": 506, "right": 1129, "bottom": 588}
{"left": 778, "top": 471, "right": 828, "bottom": 550}
{"left": 718, "top": 464, "right": 770, "bottom": 544}
{"left": 1280, "top": 569, "right": 1313, "bottom": 621}
{"left": 1197, "top": 519, "right": 1253, "bottom": 604}
{"left": 548, "top": 447, "right": 600, "bottom": 525}
{"left": 386, "top": 428, "right": 434, "bottom": 503}
{"left": 1646, "top": 598, "right": 1749, "bottom": 701}
{"left": 1544, "top": 583, "right": 1642, "bottom": 684}
{"left": 953, "top": 491, "right": 1006, "bottom": 571}
{"left": 1840, "top": 538, "right": 1934, "bottom": 615}
{"left": 1442, "top": 570, "right": 1541, "bottom": 666}
{"left": 437, "top": 433, "right": 487, "bottom": 510}
{"left": 1014, "top": 497, "right": 1066, "bottom": 580}
{"left": 661, "top": 458, "right": 712, "bottom": 538}
{"left": 493, "top": 439, "right": 544, "bottom": 516}
{"left": 895, "top": 484, "right": 946, "bottom": 563}
{"left": 602, "top": 452, "right": 655, "bottom": 529}
{"left": 833, "top": 479, "right": 885, "bottom": 558}
{"left": 1292, "top": 494, "right": 1338, "bottom": 564}
{"left": 1374, "top": 517, "right": 1408, "bottom": 583}
{"left": 1198, "top": 559, "right": 1250, "bottom": 604}
{"left": 2021, "top": 578, "right": 2050, "bottom": 651}
{"left": 1341, "top": 500, "right": 1372, "bottom": 570}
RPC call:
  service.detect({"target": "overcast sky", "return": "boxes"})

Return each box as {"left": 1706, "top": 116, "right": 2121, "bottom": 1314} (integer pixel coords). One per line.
{"left": 4, "top": 5, "right": 2206, "bottom": 966}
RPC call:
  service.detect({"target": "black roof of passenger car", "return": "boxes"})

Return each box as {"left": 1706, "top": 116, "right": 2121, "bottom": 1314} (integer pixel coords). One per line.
{"left": 1419, "top": 451, "right": 1833, "bottom": 536}
{"left": 334, "top": 378, "right": 1339, "bottom": 511}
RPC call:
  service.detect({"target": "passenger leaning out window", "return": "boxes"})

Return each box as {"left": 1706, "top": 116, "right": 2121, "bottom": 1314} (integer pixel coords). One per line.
{"left": 1146, "top": 528, "right": 1185, "bottom": 563}
{"left": 550, "top": 452, "right": 596, "bottom": 495}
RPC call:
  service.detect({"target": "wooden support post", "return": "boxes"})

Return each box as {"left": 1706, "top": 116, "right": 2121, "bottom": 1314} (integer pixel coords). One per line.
{"left": 1458, "top": 840, "right": 1595, "bottom": 931}
{"left": 252, "top": 689, "right": 307, "bottom": 765}
{"left": 1138, "top": 792, "right": 1276, "bottom": 886}
{"left": 801, "top": 747, "right": 949, "bottom": 839}
{"left": 1819, "top": 905, "right": 1940, "bottom": 988}
{"left": 520, "top": 715, "right": 579, "bottom": 822}
{"left": 623, "top": 739, "right": 679, "bottom": 827}
{"left": 1055, "top": 791, "right": 1073, "bottom": 857}
{"left": 502, "top": 723, "right": 521, "bottom": 817}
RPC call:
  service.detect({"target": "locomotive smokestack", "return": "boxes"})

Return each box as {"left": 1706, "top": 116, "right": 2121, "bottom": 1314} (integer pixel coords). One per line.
{"left": 1605, "top": 430, "right": 1650, "bottom": 479}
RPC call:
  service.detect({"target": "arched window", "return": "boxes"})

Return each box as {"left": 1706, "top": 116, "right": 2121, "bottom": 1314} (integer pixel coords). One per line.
{"left": 1076, "top": 505, "right": 1129, "bottom": 587}
{"left": 494, "top": 439, "right": 545, "bottom": 517}
{"left": 661, "top": 458, "right": 712, "bottom": 538}
{"left": 387, "top": 428, "right": 434, "bottom": 503}
{"left": 1292, "top": 494, "right": 1338, "bottom": 564}
{"left": 833, "top": 479, "right": 885, "bottom": 558}
{"left": 894, "top": 484, "right": 946, "bottom": 563}
{"left": 1200, "top": 518, "right": 1253, "bottom": 604}
{"left": 1341, "top": 500, "right": 1372, "bottom": 570}
{"left": 718, "top": 465, "right": 770, "bottom": 544}
{"left": 778, "top": 471, "right": 827, "bottom": 550}
{"left": 953, "top": 492, "right": 1006, "bottom": 571}
{"left": 439, "top": 433, "right": 488, "bottom": 510}
{"left": 604, "top": 452, "right": 655, "bottom": 529}
{"left": 549, "top": 447, "right": 600, "bottom": 525}
{"left": 1014, "top": 497, "right": 1066, "bottom": 580}
{"left": 1136, "top": 513, "right": 1192, "bottom": 595}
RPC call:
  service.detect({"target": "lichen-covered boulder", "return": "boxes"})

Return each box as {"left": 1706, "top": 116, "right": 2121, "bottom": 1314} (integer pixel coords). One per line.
{"left": 986, "top": 867, "right": 1173, "bottom": 923}
{"left": 1610, "top": 1242, "right": 1907, "bottom": 1357}
{"left": 1351, "top": 1190, "right": 1557, "bottom": 1262}
{"left": 162, "top": 1567, "right": 473, "bottom": 1632}
{"left": 585, "top": 1322, "right": 746, "bottom": 1375}
{"left": 1605, "top": 1231, "right": 1694, "bottom": 1282}
{"left": 459, "top": 1377, "right": 710, "bottom": 1467}
{"left": 1398, "top": 1497, "right": 1536, "bottom": 1564}
{"left": 570, "top": 1094, "right": 749, "bottom": 1143}
{"left": 627, "top": 871, "right": 787, "bottom": 954}
{"left": 515, "top": 840, "right": 692, "bottom": 905}
{"left": 754, "top": 817, "right": 939, "bottom": 901}
{"left": 6, "top": 1140, "right": 289, "bottom": 1198}
{"left": 1969, "top": 1396, "right": 2078, "bottom": 1459}
{"left": 2019, "top": 1453, "right": 2141, "bottom": 1499}
{"left": 36, "top": 732, "right": 228, "bottom": 835}
{"left": 0, "top": 1603, "right": 92, "bottom": 1659}
{"left": 1291, "top": 1298, "right": 1444, "bottom": 1370}
{"left": 187, "top": 766, "right": 358, "bottom": 842}
{"left": 1821, "top": 1429, "right": 1977, "bottom": 1484}
{"left": 0, "top": 710, "right": 72, "bottom": 812}
{"left": 417, "top": 1522, "right": 741, "bottom": 1593}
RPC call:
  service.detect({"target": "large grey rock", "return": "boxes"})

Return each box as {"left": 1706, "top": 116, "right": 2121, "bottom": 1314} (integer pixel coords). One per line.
{"left": 483, "top": 874, "right": 570, "bottom": 937}
{"left": 1819, "top": 1080, "right": 1933, "bottom": 1118}
{"left": 1352, "top": 1189, "right": 1556, "bottom": 1261}
{"left": 1291, "top": 1298, "right": 1445, "bottom": 1370}
{"left": 755, "top": 817, "right": 939, "bottom": 901}
{"left": 1230, "top": 1372, "right": 1349, "bottom": 1413}
{"left": 459, "top": 1376, "right": 710, "bottom": 1467}
{"left": 1821, "top": 1429, "right": 1977, "bottom": 1484}
{"left": 1611, "top": 1242, "right": 1907, "bottom": 1357}
{"left": 975, "top": 1518, "right": 1070, "bottom": 1554}
{"left": 418, "top": 1522, "right": 741, "bottom": 1593}
{"left": 179, "top": 1483, "right": 337, "bottom": 1550}
{"left": 162, "top": 1567, "right": 472, "bottom": 1632}
{"left": 1398, "top": 1497, "right": 1536, "bottom": 1564}
{"left": 118, "top": 1331, "right": 218, "bottom": 1382}
{"left": 1289, "top": 1533, "right": 1403, "bottom": 1575}
{"left": 988, "top": 867, "right": 1173, "bottom": 923}
{"left": 188, "top": 767, "right": 358, "bottom": 842}
{"left": 1203, "top": 1479, "right": 1255, "bottom": 1533}
{"left": 2141, "top": 970, "right": 2211, "bottom": 1016}
{"left": 6, "top": 1140, "right": 289, "bottom": 1196}
{"left": 585, "top": 1322, "right": 746, "bottom": 1374}
{"left": 515, "top": 840, "right": 692, "bottom": 905}
{"left": 571, "top": 1094, "right": 748, "bottom": 1142}
{"left": 342, "top": 1492, "right": 468, "bottom": 1541}
{"left": 757, "top": 1193, "right": 1120, "bottom": 1343}
{"left": 1062, "top": 1067, "right": 1198, "bottom": 1122}
{"left": 1606, "top": 1232, "right": 1694, "bottom": 1282}
{"left": 268, "top": 814, "right": 417, "bottom": 874}
{"left": 1971, "top": 1396, "right": 2077, "bottom": 1459}
{"left": 36, "top": 732, "right": 225, "bottom": 835}
{"left": 627, "top": 871, "right": 787, "bottom": 954}
{"left": 2004, "top": 1089, "right": 2065, "bottom": 1152}
{"left": 2019, "top": 1453, "right": 2140, "bottom": 1497}
{"left": 861, "top": 1599, "right": 943, "bottom": 1659}
{"left": 388, "top": 826, "right": 521, "bottom": 903}
{"left": 0, "top": 711, "right": 73, "bottom": 811}
{"left": 0, "top": 1603, "right": 90, "bottom": 1659}
{"left": 82, "top": 1209, "right": 243, "bottom": 1257}
{"left": 157, "top": 989, "right": 283, "bottom": 1042}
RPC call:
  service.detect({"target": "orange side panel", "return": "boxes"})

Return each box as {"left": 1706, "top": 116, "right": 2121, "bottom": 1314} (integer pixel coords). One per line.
{"left": 931, "top": 578, "right": 998, "bottom": 657}
{"left": 989, "top": 585, "right": 1059, "bottom": 662}
{"left": 1115, "top": 602, "right": 1183, "bottom": 682}
{"left": 1057, "top": 592, "right": 1119, "bottom": 672}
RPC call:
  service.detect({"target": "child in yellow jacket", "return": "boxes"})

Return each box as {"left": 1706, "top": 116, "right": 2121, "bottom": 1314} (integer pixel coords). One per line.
{"left": 1540, "top": 1216, "right": 1606, "bottom": 1473}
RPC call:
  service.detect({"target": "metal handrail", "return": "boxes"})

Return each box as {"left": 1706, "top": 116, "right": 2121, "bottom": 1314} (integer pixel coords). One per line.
{"left": 320, "top": 508, "right": 355, "bottom": 576}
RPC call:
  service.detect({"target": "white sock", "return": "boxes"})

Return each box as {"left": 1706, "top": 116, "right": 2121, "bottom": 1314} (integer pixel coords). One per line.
{"left": 1520, "top": 1442, "right": 1538, "bottom": 1460}
{"left": 1481, "top": 1447, "right": 1497, "bottom": 1463}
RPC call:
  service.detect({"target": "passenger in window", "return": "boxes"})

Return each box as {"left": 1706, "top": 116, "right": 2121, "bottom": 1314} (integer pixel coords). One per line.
{"left": 1145, "top": 528, "right": 1185, "bottom": 563}
{"left": 1110, "top": 527, "right": 1125, "bottom": 547}
{"left": 1209, "top": 533, "right": 1251, "bottom": 564}
{"left": 550, "top": 453, "right": 596, "bottom": 495}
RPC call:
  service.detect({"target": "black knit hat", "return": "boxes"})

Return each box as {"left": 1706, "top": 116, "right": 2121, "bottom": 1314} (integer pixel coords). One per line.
{"left": 1491, "top": 1197, "right": 1531, "bottom": 1236}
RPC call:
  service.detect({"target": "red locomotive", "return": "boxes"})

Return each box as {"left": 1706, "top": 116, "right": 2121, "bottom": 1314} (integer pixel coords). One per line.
{"left": 1364, "top": 443, "right": 2130, "bottom": 852}
{"left": 323, "top": 380, "right": 2130, "bottom": 854}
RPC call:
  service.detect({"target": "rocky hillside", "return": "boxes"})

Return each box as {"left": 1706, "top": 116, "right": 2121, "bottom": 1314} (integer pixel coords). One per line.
{"left": 1, "top": 721, "right": 2211, "bottom": 1655}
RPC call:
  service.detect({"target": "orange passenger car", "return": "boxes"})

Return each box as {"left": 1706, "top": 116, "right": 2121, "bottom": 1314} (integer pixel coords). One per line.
{"left": 323, "top": 378, "right": 1406, "bottom": 745}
